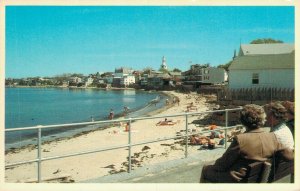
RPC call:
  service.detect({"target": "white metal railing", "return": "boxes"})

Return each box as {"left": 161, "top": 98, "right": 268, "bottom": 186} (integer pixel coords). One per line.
{"left": 5, "top": 107, "right": 243, "bottom": 182}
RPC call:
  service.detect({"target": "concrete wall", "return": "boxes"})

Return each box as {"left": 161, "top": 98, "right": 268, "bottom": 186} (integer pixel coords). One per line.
{"left": 229, "top": 68, "right": 294, "bottom": 89}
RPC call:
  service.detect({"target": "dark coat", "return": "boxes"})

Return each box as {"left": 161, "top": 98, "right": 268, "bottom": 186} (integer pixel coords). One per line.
{"left": 202, "top": 128, "right": 294, "bottom": 183}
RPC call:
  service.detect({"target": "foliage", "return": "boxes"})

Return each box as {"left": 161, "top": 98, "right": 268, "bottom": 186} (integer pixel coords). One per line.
{"left": 172, "top": 68, "right": 182, "bottom": 72}
{"left": 142, "top": 67, "right": 153, "bottom": 74}
{"left": 217, "top": 61, "right": 232, "bottom": 71}
{"left": 100, "top": 72, "right": 113, "bottom": 78}
{"left": 197, "top": 63, "right": 210, "bottom": 68}
{"left": 250, "top": 38, "right": 283, "bottom": 44}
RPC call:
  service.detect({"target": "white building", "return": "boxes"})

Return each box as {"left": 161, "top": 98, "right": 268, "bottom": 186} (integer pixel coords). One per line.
{"left": 229, "top": 43, "right": 295, "bottom": 90}
{"left": 85, "top": 77, "right": 94, "bottom": 87}
{"left": 121, "top": 75, "right": 136, "bottom": 86}
{"left": 184, "top": 65, "right": 227, "bottom": 84}
{"left": 69, "top": 77, "right": 82, "bottom": 83}
{"left": 202, "top": 67, "right": 228, "bottom": 84}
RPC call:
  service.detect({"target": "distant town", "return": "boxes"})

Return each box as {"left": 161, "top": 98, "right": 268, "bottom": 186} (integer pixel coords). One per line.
{"left": 5, "top": 41, "right": 295, "bottom": 103}
{"left": 5, "top": 55, "right": 229, "bottom": 91}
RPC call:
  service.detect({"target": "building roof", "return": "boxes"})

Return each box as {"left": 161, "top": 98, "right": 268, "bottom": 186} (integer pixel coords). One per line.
{"left": 239, "top": 43, "right": 294, "bottom": 56}
{"left": 168, "top": 72, "right": 182, "bottom": 76}
{"left": 229, "top": 52, "right": 294, "bottom": 70}
{"left": 148, "top": 73, "right": 171, "bottom": 79}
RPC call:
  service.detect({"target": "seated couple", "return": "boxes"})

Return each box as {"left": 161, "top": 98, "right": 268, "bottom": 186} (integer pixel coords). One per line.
{"left": 200, "top": 104, "right": 294, "bottom": 183}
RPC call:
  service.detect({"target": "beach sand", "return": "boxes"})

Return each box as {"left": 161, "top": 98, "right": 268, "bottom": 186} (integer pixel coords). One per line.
{"left": 4, "top": 91, "right": 227, "bottom": 183}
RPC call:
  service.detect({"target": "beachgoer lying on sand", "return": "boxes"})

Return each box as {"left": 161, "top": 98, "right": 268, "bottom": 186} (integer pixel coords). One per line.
{"left": 186, "top": 103, "right": 198, "bottom": 112}
{"left": 156, "top": 118, "right": 178, "bottom": 126}
{"left": 204, "top": 124, "right": 218, "bottom": 131}
{"left": 210, "top": 131, "right": 225, "bottom": 139}
{"left": 204, "top": 137, "right": 216, "bottom": 149}
{"left": 190, "top": 135, "right": 208, "bottom": 145}
{"left": 190, "top": 135, "right": 216, "bottom": 150}
{"left": 190, "top": 134, "right": 215, "bottom": 146}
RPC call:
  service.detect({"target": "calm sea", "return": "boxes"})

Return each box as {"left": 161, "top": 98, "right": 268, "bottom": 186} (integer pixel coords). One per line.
{"left": 5, "top": 87, "right": 166, "bottom": 149}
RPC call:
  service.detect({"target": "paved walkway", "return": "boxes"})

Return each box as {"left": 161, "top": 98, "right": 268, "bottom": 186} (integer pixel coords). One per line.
{"left": 82, "top": 148, "right": 225, "bottom": 183}
{"left": 82, "top": 146, "right": 293, "bottom": 184}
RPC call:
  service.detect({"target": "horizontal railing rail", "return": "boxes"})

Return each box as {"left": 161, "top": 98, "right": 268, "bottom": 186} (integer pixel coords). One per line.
{"left": 5, "top": 107, "right": 243, "bottom": 182}
{"left": 5, "top": 108, "right": 242, "bottom": 132}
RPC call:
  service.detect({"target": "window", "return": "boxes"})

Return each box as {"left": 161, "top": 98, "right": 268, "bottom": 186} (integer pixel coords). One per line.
{"left": 203, "top": 76, "right": 210, "bottom": 80}
{"left": 252, "top": 73, "right": 259, "bottom": 84}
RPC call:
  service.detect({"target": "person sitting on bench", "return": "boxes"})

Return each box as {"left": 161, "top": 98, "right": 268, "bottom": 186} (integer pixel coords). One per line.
{"left": 264, "top": 102, "right": 294, "bottom": 150}
{"left": 200, "top": 104, "right": 294, "bottom": 183}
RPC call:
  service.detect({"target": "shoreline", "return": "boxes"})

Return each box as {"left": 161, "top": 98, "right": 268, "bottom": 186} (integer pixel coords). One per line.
{"left": 5, "top": 90, "right": 173, "bottom": 151}
{"left": 5, "top": 91, "right": 223, "bottom": 183}
{"left": 5, "top": 85, "right": 138, "bottom": 91}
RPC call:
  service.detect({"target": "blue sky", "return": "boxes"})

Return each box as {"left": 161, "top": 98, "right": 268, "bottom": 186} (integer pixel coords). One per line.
{"left": 6, "top": 6, "right": 294, "bottom": 78}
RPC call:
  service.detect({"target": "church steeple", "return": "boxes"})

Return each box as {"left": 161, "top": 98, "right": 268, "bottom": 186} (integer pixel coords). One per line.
{"left": 161, "top": 56, "right": 167, "bottom": 70}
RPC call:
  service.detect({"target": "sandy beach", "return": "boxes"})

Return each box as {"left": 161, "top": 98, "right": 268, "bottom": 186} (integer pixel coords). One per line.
{"left": 5, "top": 91, "right": 226, "bottom": 183}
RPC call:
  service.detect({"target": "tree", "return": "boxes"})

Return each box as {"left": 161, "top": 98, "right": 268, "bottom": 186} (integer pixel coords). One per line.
{"left": 142, "top": 67, "right": 153, "bottom": 75}
{"left": 173, "top": 68, "right": 182, "bottom": 72}
{"left": 250, "top": 38, "right": 283, "bottom": 44}
{"left": 100, "top": 72, "right": 113, "bottom": 78}
{"left": 70, "top": 73, "right": 84, "bottom": 78}
{"left": 218, "top": 60, "right": 232, "bottom": 71}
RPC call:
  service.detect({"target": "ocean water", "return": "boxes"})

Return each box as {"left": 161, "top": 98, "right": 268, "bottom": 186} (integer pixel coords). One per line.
{"left": 5, "top": 87, "right": 166, "bottom": 149}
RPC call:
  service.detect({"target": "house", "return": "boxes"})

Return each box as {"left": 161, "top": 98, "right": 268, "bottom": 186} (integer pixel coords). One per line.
{"left": 120, "top": 75, "right": 136, "bottom": 87}
{"left": 69, "top": 77, "right": 82, "bottom": 84}
{"left": 147, "top": 72, "right": 171, "bottom": 87}
{"left": 183, "top": 65, "right": 227, "bottom": 87}
{"left": 84, "top": 77, "right": 94, "bottom": 87}
{"left": 201, "top": 67, "right": 228, "bottom": 84}
{"left": 228, "top": 43, "right": 295, "bottom": 90}
{"left": 113, "top": 67, "right": 134, "bottom": 87}
{"left": 114, "top": 67, "right": 133, "bottom": 77}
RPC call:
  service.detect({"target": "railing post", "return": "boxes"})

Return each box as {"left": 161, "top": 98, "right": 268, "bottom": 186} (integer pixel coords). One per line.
{"left": 128, "top": 119, "right": 132, "bottom": 173}
{"left": 185, "top": 114, "right": 188, "bottom": 158}
{"left": 224, "top": 109, "right": 228, "bottom": 149}
{"left": 37, "top": 127, "right": 42, "bottom": 183}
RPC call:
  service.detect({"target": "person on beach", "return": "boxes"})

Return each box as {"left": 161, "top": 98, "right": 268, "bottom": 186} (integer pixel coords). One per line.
{"left": 108, "top": 109, "right": 114, "bottom": 120}
{"left": 200, "top": 104, "right": 294, "bottom": 183}
{"left": 264, "top": 102, "right": 294, "bottom": 150}
{"left": 156, "top": 118, "right": 176, "bottom": 126}
{"left": 125, "top": 122, "right": 130, "bottom": 132}
{"left": 123, "top": 106, "right": 129, "bottom": 116}
{"left": 210, "top": 130, "right": 224, "bottom": 139}
{"left": 190, "top": 133, "right": 216, "bottom": 148}
{"left": 165, "top": 99, "right": 169, "bottom": 105}
{"left": 186, "top": 102, "right": 197, "bottom": 112}
{"left": 177, "top": 98, "right": 180, "bottom": 106}
{"left": 173, "top": 97, "right": 176, "bottom": 104}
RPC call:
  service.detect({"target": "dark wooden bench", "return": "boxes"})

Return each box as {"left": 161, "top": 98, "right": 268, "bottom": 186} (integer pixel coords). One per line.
{"left": 238, "top": 157, "right": 294, "bottom": 183}
{"left": 268, "top": 154, "right": 294, "bottom": 183}
{"left": 200, "top": 158, "right": 294, "bottom": 183}
{"left": 200, "top": 161, "right": 272, "bottom": 183}
{"left": 240, "top": 161, "right": 272, "bottom": 183}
